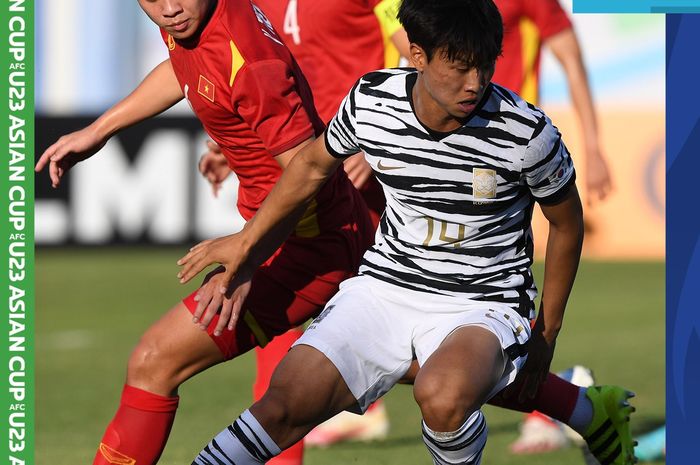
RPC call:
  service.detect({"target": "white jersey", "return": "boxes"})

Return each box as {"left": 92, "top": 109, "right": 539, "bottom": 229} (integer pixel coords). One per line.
{"left": 325, "top": 69, "right": 575, "bottom": 318}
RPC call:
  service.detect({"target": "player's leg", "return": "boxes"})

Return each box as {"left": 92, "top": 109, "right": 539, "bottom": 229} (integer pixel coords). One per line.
{"left": 254, "top": 329, "right": 305, "bottom": 465}
{"left": 192, "top": 276, "right": 412, "bottom": 465}
{"left": 192, "top": 345, "right": 357, "bottom": 465}
{"left": 414, "top": 326, "right": 507, "bottom": 465}
{"left": 94, "top": 301, "right": 227, "bottom": 465}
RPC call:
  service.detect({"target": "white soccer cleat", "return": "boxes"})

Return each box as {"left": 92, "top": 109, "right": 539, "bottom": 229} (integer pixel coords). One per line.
{"left": 304, "top": 400, "right": 390, "bottom": 447}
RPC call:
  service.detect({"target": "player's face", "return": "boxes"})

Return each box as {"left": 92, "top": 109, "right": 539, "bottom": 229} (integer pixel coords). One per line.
{"left": 138, "top": 0, "right": 214, "bottom": 40}
{"left": 411, "top": 44, "right": 494, "bottom": 129}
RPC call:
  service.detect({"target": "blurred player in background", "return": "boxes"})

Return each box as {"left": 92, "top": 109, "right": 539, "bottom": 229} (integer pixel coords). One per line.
{"left": 199, "top": 0, "right": 408, "bottom": 456}
{"left": 35, "top": 1, "right": 374, "bottom": 464}
{"left": 494, "top": 0, "right": 612, "bottom": 203}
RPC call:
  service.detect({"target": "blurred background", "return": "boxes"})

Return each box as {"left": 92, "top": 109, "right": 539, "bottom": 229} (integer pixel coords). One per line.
{"left": 34, "top": 1, "right": 665, "bottom": 464}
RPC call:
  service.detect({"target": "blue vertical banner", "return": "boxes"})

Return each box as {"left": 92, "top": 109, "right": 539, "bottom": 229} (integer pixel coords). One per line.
{"left": 575, "top": 2, "right": 700, "bottom": 464}
{"left": 666, "top": 14, "right": 700, "bottom": 465}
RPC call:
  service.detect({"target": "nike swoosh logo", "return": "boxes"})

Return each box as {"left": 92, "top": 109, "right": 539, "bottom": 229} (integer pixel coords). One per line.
{"left": 377, "top": 160, "right": 404, "bottom": 171}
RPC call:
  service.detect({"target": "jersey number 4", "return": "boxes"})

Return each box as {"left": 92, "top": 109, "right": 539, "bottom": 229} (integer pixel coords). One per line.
{"left": 284, "top": 0, "right": 301, "bottom": 45}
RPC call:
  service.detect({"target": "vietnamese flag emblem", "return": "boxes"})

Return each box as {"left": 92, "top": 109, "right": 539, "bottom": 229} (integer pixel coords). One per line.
{"left": 198, "top": 75, "right": 215, "bottom": 102}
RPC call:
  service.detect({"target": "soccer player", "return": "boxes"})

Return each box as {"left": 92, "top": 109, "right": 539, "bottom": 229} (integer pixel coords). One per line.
{"left": 178, "top": 1, "right": 635, "bottom": 464}
{"left": 34, "top": 1, "right": 373, "bottom": 465}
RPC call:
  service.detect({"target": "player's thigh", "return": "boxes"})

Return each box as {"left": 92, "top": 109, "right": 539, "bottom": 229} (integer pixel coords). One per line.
{"left": 128, "top": 301, "right": 225, "bottom": 393}
{"left": 293, "top": 276, "right": 414, "bottom": 413}
{"left": 254, "top": 344, "right": 357, "bottom": 425}
{"left": 413, "top": 306, "right": 530, "bottom": 408}
{"left": 414, "top": 325, "right": 506, "bottom": 411}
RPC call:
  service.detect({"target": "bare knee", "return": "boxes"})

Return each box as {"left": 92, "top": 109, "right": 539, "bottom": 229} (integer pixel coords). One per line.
{"left": 127, "top": 335, "right": 181, "bottom": 394}
{"left": 414, "top": 373, "right": 479, "bottom": 431}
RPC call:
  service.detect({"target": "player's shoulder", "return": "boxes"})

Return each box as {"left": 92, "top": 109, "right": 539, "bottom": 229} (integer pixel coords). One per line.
{"left": 217, "top": 0, "right": 289, "bottom": 63}
{"left": 354, "top": 68, "right": 414, "bottom": 99}
{"left": 486, "top": 83, "right": 552, "bottom": 139}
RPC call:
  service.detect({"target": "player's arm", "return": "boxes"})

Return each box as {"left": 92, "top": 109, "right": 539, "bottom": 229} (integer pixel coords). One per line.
{"left": 176, "top": 136, "right": 339, "bottom": 335}
{"left": 179, "top": 135, "right": 337, "bottom": 282}
{"left": 546, "top": 29, "right": 612, "bottom": 203}
{"left": 517, "top": 185, "right": 584, "bottom": 400}
{"left": 35, "top": 59, "right": 184, "bottom": 187}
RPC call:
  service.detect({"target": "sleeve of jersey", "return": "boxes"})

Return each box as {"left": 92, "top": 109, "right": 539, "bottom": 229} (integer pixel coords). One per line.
{"left": 233, "top": 60, "right": 317, "bottom": 156}
{"left": 324, "top": 85, "right": 361, "bottom": 159}
{"left": 522, "top": 0, "right": 572, "bottom": 40}
{"left": 371, "top": 0, "right": 403, "bottom": 38}
{"left": 523, "top": 116, "right": 576, "bottom": 205}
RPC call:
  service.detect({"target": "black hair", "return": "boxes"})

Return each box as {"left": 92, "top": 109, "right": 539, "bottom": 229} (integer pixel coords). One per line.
{"left": 398, "top": 0, "right": 503, "bottom": 69}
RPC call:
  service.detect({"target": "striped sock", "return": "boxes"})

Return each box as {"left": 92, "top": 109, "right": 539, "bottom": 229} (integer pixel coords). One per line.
{"left": 192, "top": 410, "right": 282, "bottom": 465}
{"left": 422, "top": 410, "right": 488, "bottom": 465}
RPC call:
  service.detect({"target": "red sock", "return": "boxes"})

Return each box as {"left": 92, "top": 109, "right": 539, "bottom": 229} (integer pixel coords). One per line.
{"left": 93, "top": 385, "right": 179, "bottom": 465}
{"left": 489, "top": 373, "right": 579, "bottom": 423}
{"left": 255, "top": 329, "right": 305, "bottom": 465}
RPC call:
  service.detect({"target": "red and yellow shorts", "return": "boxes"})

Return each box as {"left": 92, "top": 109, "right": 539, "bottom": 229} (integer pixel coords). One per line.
{"left": 183, "top": 204, "right": 374, "bottom": 360}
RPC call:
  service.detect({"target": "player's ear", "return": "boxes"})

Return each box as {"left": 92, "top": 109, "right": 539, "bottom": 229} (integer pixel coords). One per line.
{"left": 409, "top": 43, "right": 427, "bottom": 71}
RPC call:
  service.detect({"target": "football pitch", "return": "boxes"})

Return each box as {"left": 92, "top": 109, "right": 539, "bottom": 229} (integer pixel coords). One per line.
{"left": 36, "top": 248, "right": 665, "bottom": 465}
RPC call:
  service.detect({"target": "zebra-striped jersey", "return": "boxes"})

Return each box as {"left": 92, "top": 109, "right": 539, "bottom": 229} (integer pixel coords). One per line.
{"left": 324, "top": 68, "right": 575, "bottom": 318}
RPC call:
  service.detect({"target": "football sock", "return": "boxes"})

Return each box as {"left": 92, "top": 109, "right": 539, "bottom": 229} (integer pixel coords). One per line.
{"left": 567, "top": 387, "right": 594, "bottom": 434}
{"left": 93, "top": 384, "right": 179, "bottom": 465}
{"left": 489, "top": 372, "right": 579, "bottom": 423}
{"left": 192, "top": 409, "right": 282, "bottom": 465}
{"left": 255, "top": 329, "right": 304, "bottom": 465}
{"left": 421, "top": 410, "right": 488, "bottom": 465}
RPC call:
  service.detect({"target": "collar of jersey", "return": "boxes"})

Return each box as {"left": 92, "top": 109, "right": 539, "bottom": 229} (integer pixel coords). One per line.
{"left": 174, "top": 0, "right": 225, "bottom": 49}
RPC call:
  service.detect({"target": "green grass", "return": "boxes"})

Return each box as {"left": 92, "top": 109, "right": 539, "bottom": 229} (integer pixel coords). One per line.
{"left": 36, "top": 248, "right": 665, "bottom": 465}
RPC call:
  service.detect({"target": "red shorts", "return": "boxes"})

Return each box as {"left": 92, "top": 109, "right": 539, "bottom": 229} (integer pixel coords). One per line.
{"left": 183, "top": 193, "right": 374, "bottom": 360}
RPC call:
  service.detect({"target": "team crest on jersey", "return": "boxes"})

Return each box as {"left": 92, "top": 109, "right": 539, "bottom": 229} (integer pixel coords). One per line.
{"left": 472, "top": 168, "right": 497, "bottom": 201}
{"left": 167, "top": 34, "right": 176, "bottom": 50}
{"left": 197, "top": 75, "right": 215, "bottom": 102}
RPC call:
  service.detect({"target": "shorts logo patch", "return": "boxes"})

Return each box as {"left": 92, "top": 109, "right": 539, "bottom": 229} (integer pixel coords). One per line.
{"left": 98, "top": 443, "right": 136, "bottom": 465}
{"left": 308, "top": 305, "right": 334, "bottom": 330}
{"left": 472, "top": 168, "right": 497, "bottom": 201}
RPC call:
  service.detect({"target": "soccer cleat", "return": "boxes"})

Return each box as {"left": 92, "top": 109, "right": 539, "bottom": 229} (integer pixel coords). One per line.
{"left": 304, "top": 400, "right": 390, "bottom": 447}
{"left": 582, "top": 386, "right": 636, "bottom": 465}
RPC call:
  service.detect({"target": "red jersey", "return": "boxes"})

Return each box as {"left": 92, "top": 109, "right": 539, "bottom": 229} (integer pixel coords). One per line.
{"left": 162, "top": 0, "right": 353, "bottom": 234}
{"left": 255, "top": 0, "right": 403, "bottom": 122}
{"left": 493, "top": 0, "right": 571, "bottom": 103}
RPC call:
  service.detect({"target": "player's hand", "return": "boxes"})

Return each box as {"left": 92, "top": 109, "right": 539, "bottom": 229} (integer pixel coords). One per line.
{"left": 343, "top": 153, "right": 373, "bottom": 189}
{"left": 191, "top": 266, "right": 252, "bottom": 336}
{"left": 503, "top": 326, "right": 556, "bottom": 403}
{"left": 199, "top": 140, "right": 232, "bottom": 197}
{"left": 585, "top": 146, "right": 613, "bottom": 205}
{"left": 35, "top": 125, "right": 108, "bottom": 188}
{"left": 177, "top": 233, "right": 252, "bottom": 287}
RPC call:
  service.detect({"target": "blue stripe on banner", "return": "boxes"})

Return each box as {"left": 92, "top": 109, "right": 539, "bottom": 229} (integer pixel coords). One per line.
{"left": 666, "top": 13, "right": 700, "bottom": 465}
{"left": 575, "top": 0, "right": 700, "bottom": 13}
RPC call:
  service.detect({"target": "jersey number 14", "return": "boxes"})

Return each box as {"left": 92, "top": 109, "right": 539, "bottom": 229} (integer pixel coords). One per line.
{"left": 284, "top": 0, "right": 301, "bottom": 45}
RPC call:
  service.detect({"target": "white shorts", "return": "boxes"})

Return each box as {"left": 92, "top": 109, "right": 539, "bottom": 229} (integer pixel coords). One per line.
{"left": 294, "top": 275, "right": 532, "bottom": 413}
